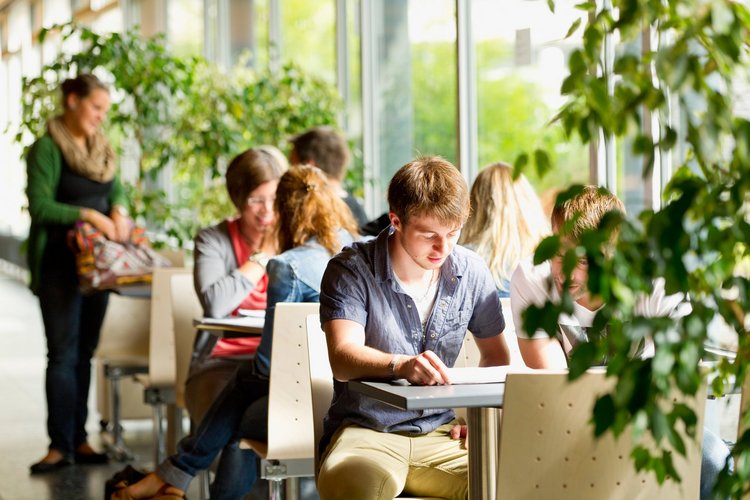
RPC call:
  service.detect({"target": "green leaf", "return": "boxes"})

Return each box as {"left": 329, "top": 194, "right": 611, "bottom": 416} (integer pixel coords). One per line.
{"left": 592, "top": 394, "right": 616, "bottom": 436}
{"left": 512, "top": 152, "right": 529, "bottom": 179}
{"left": 565, "top": 18, "right": 582, "bottom": 39}
{"left": 569, "top": 341, "right": 598, "bottom": 378}
{"left": 534, "top": 149, "right": 551, "bottom": 178}
{"left": 533, "top": 235, "right": 560, "bottom": 265}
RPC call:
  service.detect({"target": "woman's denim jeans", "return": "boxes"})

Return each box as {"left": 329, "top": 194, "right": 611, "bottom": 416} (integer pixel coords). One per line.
{"left": 38, "top": 242, "right": 109, "bottom": 457}
{"left": 156, "top": 363, "right": 269, "bottom": 500}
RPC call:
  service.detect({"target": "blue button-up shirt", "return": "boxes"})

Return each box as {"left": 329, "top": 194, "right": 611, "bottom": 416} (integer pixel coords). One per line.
{"left": 319, "top": 228, "right": 505, "bottom": 451}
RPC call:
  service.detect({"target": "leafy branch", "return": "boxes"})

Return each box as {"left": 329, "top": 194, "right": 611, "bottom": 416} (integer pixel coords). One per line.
{"left": 519, "top": 0, "right": 750, "bottom": 494}
{"left": 13, "top": 23, "right": 342, "bottom": 246}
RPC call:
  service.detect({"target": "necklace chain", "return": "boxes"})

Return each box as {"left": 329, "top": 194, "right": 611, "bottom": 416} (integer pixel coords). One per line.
{"left": 414, "top": 269, "right": 437, "bottom": 304}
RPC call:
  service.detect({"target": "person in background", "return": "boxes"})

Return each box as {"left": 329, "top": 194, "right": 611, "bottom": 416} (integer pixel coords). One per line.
{"left": 289, "top": 126, "right": 369, "bottom": 229}
{"left": 187, "top": 146, "right": 287, "bottom": 425}
{"left": 510, "top": 185, "right": 731, "bottom": 500}
{"left": 26, "top": 73, "right": 130, "bottom": 473}
{"left": 180, "top": 146, "right": 286, "bottom": 496}
{"left": 114, "top": 165, "right": 359, "bottom": 500}
{"left": 459, "top": 162, "right": 549, "bottom": 298}
{"left": 316, "top": 156, "right": 510, "bottom": 500}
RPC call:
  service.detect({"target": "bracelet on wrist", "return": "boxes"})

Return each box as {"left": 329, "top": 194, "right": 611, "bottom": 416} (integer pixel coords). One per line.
{"left": 248, "top": 251, "right": 270, "bottom": 270}
{"left": 388, "top": 354, "right": 401, "bottom": 378}
{"left": 113, "top": 205, "right": 129, "bottom": 217}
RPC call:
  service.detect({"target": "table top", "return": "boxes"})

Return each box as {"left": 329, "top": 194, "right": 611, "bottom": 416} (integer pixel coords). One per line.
{"left": 112, "top": 283, "right": 152, "bottom": 298}
{"left": 348, "top": 380, "right": 505, "bottom": 410}
{"left": 193, "top": 315, "right": 264, "bottom": 335}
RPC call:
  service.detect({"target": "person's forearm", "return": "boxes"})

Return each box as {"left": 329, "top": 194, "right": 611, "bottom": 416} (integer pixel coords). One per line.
{"left": 329, "top": 342, "right": 395, "bottom": 382}
{"left": 479, "top": 345, "right": 509, "bottom": 367}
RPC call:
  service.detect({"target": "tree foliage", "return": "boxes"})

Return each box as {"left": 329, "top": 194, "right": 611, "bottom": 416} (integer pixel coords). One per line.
{"left": 520, "top": 0, "right": 750, "bottom": 495}
{"left": 14, "top": 23, "right": 341, "bottom": 246}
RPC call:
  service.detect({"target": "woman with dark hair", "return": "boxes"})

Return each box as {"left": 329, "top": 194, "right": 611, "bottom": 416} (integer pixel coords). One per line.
{"left": 26, "top": 73, "right": 130, "bottom": 472}
{"left": 187, "top": 145, "right": 287, "bottom": 425}
{"left": 116, "top": 165, "right": 359, "bottom": 500}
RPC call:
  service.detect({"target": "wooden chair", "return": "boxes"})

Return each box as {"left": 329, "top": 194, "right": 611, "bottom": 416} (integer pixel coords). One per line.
{"left": 169, "top": 272, "right": 205, "bottom": 416}
{"left": 496, "top": 369, "right": 706, "bottom": 499}
{"left": 455, "top": 298, "right": 523, "bottom": 369}
{"left": 95, "top": 293, "right": 151, "bottom": 460}
{"left": 240, "top": 302, "right": 321, "bottom": 500}
{"left": 95, "top": 249, "right": 185, "bottom": 461}
{"left": 133, "top": 266, "right": 192, "bottom": 464}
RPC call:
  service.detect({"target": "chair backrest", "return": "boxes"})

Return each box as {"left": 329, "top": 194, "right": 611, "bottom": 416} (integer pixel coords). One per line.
{"left": 306, "top": 314, "right": 334, "bottom": 466}
{"left": 96, "top": 294, "right": 151, "bottom": 362}
{"left": 265, "top": 302, "right": 321, "bottom": 460}
{"left": 147, "top": 267, "right": 191, "bottom": 386}
{"left": 158, "top": 247, "right": 185, "bottom": 267}
{"left": 95, "top": 294, "right": 152, "bottom": 420}
{"left": 455, "top": 298, "right": 524, "bottom": 368}
{"left": 169, "top": 272, "right": 204, "bottom": 409}
{"left": 496, "top": 369, "right": 706, "bottom": 500}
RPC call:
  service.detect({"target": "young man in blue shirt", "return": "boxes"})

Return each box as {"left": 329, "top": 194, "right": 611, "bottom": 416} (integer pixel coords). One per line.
{"left": 317, "top": 156, "right": 511, "bottom": 500}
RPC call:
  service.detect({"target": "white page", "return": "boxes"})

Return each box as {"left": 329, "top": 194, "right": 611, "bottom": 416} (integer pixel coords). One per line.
{"left": 238, "top": 309, "right": 266, "bottom": 319}
{"left": 445, "top": 366, "right": 532, "bottom": 384}
{"left": 199, "top": 316, "right": 264, "bottom": 329}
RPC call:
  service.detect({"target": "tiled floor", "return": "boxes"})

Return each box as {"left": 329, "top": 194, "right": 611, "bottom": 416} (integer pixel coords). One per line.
{"left": 0, "top": 272, "right": 184, "bottom": 500}
{"left": 0, "top": 268, "right": 740, "bottom": 500}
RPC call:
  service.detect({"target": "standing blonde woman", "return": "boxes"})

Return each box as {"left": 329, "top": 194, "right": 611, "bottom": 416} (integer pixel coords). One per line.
{"left": 459, "top": 162, "right": 550, "bottom": 297}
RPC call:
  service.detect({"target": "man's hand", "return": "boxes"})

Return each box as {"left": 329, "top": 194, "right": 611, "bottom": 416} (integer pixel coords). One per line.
{"left": 449, "top": 424, "right": 468, "bottom": 448}
{"left": 397, "top": 350, "right": 452, "bottom": 385}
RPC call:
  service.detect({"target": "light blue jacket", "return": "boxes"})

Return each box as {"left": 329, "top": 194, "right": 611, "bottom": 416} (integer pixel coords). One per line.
{"left": 254, "top": 230, "right": 355, "bottom": 377}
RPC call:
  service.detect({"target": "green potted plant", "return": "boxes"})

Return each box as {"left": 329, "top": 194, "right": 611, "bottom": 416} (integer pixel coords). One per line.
{"left": 517, "top": 0, "right": 750, "bottom": 495}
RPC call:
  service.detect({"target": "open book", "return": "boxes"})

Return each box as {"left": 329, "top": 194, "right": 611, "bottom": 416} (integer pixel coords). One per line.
{"left": 445, "top": 366, "right": 532, "bottom": 384}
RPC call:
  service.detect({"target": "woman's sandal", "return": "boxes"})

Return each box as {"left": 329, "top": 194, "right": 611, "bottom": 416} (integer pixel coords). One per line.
{"left": 110, "top": 481, "right": 186, "bottom": 500}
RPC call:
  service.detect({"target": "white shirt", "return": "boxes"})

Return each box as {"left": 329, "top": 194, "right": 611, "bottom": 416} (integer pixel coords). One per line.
{"left": 510, "top": 258, "right": 691, "bottom": 359}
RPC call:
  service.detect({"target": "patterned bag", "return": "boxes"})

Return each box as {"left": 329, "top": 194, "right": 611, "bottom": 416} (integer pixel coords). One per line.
{"left": 69, "top": 221, "right": 172, "bottom": 293}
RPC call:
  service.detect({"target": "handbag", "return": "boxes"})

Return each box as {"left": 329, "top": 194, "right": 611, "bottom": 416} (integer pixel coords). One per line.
{"left": 69, "top": 221, "right": 172, "bottom": 293}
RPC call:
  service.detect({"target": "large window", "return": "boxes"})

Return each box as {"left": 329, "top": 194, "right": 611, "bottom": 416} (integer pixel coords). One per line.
{"left": 362, "top": 0, "right": 457, "bottom": 214}
{"left": 280, "top": 0, "right": 336, "bottom": 82}
{"left": 168, "top": 0, "right": 203, "bottom": 57}
{"left": 472, "top": 0, "right": 588, "bottom": 206}
{"left": 2, "top": 0, "right": 700, "bottom": 242}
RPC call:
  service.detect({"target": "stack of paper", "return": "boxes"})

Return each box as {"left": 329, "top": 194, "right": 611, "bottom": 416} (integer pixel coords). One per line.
{"left": 445, "top": 366, "right": 532, "bottom": 384}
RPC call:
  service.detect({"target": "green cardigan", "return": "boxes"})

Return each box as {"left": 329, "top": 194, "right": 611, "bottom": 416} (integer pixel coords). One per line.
{"left": 25, "top": 134, "right": 128, "bottom": 294}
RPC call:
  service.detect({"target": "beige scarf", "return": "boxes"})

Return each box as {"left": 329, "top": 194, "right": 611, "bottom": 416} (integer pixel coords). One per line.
{"left": 48, "top": 116, "right": 117, "bottom": 183}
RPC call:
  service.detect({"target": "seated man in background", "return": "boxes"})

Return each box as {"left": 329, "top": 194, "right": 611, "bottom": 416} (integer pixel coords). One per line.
{"left": 510, "top": 185, "right": 731, "bottom": 500}
{"left": 316, "top": 156, "right": 510, "bottom": 500}
{"left": 289, "top": 126, "right": 369, "bottom": 229}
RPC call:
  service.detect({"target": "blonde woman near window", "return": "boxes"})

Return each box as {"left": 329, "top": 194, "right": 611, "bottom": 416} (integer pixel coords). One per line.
{"left": 459, "top": 162, "right": 550, "bottom": 297}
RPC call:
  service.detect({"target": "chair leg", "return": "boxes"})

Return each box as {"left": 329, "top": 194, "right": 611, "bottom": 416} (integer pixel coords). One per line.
{"left": 103, "top": 365, "right": 134, "bottom": 461}
{"left": 285, "top": 477, "right": 300, "bottom": 500}
{"left": 268, "top": 479, "right": 284, "bottom": 500}
{"left": 166, "top": 404, "right": 183, "bottom": 455}
{"left": 152, "top": 401, "right": 166, "bottom": 466}
{"left": 198, "top": 469, "right": 211, "bottom": 500}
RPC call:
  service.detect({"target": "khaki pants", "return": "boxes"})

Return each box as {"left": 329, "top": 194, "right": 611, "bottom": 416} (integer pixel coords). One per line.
{"left": 318, "top": 421, "right": 468, "bottom": 500}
